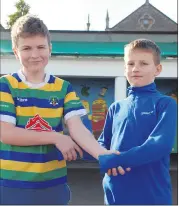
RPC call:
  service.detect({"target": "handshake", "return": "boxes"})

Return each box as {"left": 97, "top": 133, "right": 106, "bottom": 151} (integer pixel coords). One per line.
{"left": 54, "top": 134, "right": 130, "bottom": 176}
{"left": 98, "top": 151, "right": 131, "bottom": 176}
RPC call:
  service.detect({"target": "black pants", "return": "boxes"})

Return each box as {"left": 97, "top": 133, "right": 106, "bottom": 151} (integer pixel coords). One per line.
{"left": 0, "top": 184, "right": 71, "bottom": 205}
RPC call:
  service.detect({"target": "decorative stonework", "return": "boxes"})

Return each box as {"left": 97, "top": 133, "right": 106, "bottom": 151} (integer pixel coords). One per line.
{"left": 138, "top": 13, "right": 155, "bottom": 30}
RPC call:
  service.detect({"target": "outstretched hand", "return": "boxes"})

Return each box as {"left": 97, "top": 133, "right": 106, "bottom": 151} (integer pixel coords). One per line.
{"left": 103, "top": 150, "right": 131, "bottom": 176}
{"left": 107, "top": 167, "right": 131, "bottom": 176}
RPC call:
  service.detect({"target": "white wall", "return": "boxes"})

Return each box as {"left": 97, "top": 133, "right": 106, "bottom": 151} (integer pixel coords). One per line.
{"left": 1, "top": 56, "right": 177, "bottom": 101}
{"left": 1, "top": 56, "right": 177, "bottom": 78}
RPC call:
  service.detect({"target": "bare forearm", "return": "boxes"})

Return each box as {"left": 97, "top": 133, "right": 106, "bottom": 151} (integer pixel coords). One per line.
{"left": 1, "top": 123, "right": 60, "bottom": 146}
{"left": 68, "top": 120, "right": 107, "bottom": 159}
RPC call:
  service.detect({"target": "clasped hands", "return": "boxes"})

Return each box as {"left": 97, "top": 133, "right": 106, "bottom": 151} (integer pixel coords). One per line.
{"left": 100, "top": 150, "right": 131, "bottom": 176}
{"left": 54, "top": 134, "right": 130, "bottom": 176}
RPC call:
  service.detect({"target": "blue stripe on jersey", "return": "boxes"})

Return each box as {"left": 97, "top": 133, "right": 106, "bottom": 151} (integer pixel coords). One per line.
{"left": 0, "top": 83, "right": 11, "bottom": 94}
{"left": 48, "top": 75, "right": 55, "bottom": 83}
{"left": 66, "top": 83, "right": 73, "bottom": 93}
{"left": 12, "top": 73, "right": 22, "bottom": 82}
{"left": 0, "top": 150, "right": 64, "bottom": 162}
{"left": 53, "top": 124, "right": 63, "bottom": 132}
{"left": 13, "top": 97, "right": 64, "bottom": 108}
{"left": 0, "top": 111, "right": 16, "bottom": 118}
{"left": 0, "top": 176, "right": 67, "bottom": 189}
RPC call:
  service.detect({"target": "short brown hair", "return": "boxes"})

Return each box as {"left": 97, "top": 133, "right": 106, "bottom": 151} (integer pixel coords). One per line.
{"left": 11, "top": 14, "right": 51, "bottom": 48}
{"left": 124, "top": 39, "right": 161, "bottom": 65}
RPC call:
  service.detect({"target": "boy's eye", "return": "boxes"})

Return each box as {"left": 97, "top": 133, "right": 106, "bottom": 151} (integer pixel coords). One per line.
{"left": 38, "top": 46, "right": 45, "bottom": 49}
{"left": 23, "top": 47, "right": 30, "bottom": 50}
{"left": 127, "top": 62, "right": 134, "bottom": 66}
{"left": 141, "top": 62, "right": 148, "bottom": 65}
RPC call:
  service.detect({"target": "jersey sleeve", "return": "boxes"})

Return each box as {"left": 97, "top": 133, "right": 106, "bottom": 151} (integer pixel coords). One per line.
{"left": 63, "top": 82, "right": 87, "bottom": 122}
{"left": 0, "top": 76, "right": 16, "bottom": 125}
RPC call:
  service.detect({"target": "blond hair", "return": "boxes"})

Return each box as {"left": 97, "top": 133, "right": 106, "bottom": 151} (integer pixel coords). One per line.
{"left": 11, "top": 14, "right": 51, "bottom": 48}
{"left": 124, "top": 39, "right": 161, "bottom": 65}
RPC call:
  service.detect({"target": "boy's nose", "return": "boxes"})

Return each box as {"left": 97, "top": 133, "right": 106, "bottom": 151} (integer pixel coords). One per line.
{"left": 132, "top": 66, "right": 140, "bottom": 72}
{"left": 31, "top": 49, "right": 40, "bottom": 58}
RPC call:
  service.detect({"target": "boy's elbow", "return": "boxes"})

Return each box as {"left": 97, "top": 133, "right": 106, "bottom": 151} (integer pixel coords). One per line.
{"left": 1, "top": 137, "right": 9, "bottom": 144}
{"left": 0, "top": 131, "right": 13, "bottom": 144}
{"left": 0, "top": 122, "right": 15, "bottom": 144}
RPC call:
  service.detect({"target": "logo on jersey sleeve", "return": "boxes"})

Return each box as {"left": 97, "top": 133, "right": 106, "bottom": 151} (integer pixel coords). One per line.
{"left": 25, "top": 114, "right": 52, "bottom": 131}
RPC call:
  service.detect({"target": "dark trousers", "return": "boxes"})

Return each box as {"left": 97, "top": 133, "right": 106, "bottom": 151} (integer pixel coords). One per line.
{"left": 0, "top": 184, "right": 71, "bottom": 205}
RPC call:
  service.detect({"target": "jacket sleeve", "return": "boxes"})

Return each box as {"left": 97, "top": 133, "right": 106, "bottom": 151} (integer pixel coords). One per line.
{"left": 99, "top": 98, "right": 177, "bottom": 172}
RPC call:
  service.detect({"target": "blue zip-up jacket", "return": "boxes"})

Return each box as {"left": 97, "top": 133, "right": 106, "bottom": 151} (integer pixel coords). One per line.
{"left": 98, "top": 82, "right": 177, "bottom": 205}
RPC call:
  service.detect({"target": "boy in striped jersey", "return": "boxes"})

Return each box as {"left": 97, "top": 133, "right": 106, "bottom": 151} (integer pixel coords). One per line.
{"left": 0, "top": 14, "right": 118, "bottom": 205}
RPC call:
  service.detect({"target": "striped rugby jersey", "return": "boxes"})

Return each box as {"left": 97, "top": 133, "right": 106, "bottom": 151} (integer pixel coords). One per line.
{"left": 0, "top": 70, "right": 86, "bottom": 189}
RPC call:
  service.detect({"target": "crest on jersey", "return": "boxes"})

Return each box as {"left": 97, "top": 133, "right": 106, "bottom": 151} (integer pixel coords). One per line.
{"left": 49, "top": 96, "right": 59, "bottom": 106}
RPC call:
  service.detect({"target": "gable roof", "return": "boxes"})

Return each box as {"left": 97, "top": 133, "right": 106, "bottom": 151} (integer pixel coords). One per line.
{"left": 0, "top": 24, "right": 6, "bottom": 31}
{"left": 109, "top": 1, "right": 177, "bottom": 32}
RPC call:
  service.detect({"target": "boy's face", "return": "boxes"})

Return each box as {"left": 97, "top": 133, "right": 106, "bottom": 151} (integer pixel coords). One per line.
{"left": 124, "top": 49, "right": 162, "bottom": 87}
{"left": 13, "top": 35, "right": 51, "bottom": 73}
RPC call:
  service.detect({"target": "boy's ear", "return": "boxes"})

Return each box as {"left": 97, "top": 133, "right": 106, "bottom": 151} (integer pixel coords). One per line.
{"left": 13, "top": 48, "right": 19, "bottom": 60}
{"left": 155, "top": 64, "right": 162, "bottom": 77}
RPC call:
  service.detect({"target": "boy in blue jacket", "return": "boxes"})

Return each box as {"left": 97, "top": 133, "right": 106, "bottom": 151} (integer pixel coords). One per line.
{"left": 98, "top": 39, "right": 177, "bottom": 205}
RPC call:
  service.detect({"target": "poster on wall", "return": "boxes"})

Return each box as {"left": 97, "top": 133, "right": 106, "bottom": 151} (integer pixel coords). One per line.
{"left": 65, "top": 78, "right": 114, "bottom": 137}
{"left": 63, "top": 78, "right": 114, "bottom": 160}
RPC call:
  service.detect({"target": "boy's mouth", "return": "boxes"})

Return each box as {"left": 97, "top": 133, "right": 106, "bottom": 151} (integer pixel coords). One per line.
{"left": 30, "top": 61, "right": 42, "bottom": 64}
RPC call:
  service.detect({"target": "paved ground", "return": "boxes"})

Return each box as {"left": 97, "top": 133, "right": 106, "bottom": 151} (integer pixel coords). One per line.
{"left": 67, "top": 168, "right": 178, "bottom": 205}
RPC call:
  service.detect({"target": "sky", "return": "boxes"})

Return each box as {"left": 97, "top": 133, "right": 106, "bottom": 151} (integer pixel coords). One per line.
{"left": 1, "top": 0, "right": 178, "bottom": 31}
